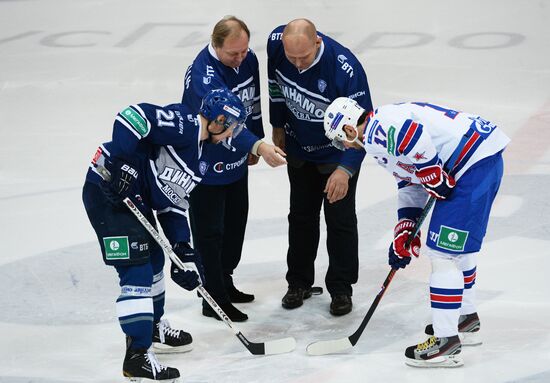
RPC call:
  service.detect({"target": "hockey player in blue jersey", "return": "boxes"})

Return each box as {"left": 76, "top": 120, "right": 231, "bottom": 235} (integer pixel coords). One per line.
{"left": 324, "top": 97, "right": 510, "bottom": 367}
{"left": 82, "top": 88, "right": 285, "bottom": 381}
{"left": 182, "top": 16, "right": 283, "bottom": 322}
{"left": 268, "top": 18, "right": 373, "bottom": 316}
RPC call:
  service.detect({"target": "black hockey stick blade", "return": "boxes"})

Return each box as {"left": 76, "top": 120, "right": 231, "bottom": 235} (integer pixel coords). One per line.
{"left": 237, "top": 332, "right": 297, "bottom": 355}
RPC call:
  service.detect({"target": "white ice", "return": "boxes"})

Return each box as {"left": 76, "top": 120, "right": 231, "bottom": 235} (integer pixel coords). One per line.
{"left": 1, "top": 0, "right": 549, "bottom": 382}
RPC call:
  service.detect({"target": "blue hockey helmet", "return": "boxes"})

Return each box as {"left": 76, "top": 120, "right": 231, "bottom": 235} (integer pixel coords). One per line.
{"left": 200, "top": 88, "right": 247, "bottom": 137}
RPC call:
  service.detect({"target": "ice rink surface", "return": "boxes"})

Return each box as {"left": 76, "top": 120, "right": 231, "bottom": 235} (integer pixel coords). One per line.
{"left": 1, "top": 0, "right": 549, "bottom": 382}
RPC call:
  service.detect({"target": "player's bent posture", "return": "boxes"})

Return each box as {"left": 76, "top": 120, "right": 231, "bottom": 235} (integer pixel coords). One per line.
{"left": 82, "top": 88, "right": 285, "bottom": 382}
{"left": 324, "top": 98, "right": 509, "bottom": 367}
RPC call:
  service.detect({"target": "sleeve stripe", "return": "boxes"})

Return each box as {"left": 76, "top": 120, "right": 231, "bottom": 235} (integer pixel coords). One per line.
{"left": 132, "top": 104, "right": 151, "bottom": 133}
{"left": 397, "top": 120, "right": 423, "bottom": 155}
{"left": 115, "top": 116, "right": 143, "bottom": 140}
{"left": 157, "top": 206, "right": 188, "bottom": 217}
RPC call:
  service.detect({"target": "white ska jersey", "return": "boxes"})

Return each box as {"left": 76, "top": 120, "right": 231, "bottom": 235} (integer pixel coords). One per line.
{"left": 362, "top": 102, "right": 510, "bottom": 186}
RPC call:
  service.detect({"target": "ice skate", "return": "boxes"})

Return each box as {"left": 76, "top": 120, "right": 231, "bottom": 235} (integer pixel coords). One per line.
{"left": 152, "top": 319, "right": 193, "bottom": 354}
{"left": 405, "top": 335, "right": 463, "bottom": 368}
{"left": 123, "top": 345, "right": 180, "bottom": 382}
{"left": 425, "top": 312, "right": 482, "bottom": 346}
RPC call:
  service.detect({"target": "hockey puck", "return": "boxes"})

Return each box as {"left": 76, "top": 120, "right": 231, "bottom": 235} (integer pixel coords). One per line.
{"left": 311, "top": 286, "right": 324, "bottom": 295}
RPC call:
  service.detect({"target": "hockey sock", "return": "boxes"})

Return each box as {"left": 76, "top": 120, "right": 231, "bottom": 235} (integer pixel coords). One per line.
{"left": 456, "top": 252, "right": 478, "bottom": 315}
{"left": 428, "top": 249, "right": 463, "bottom": 338}
{"left": 116, "top": 264, "right": 154, "bottom": 349}
{"left": 152, "top": 270, "right": 166, "bottom": 323}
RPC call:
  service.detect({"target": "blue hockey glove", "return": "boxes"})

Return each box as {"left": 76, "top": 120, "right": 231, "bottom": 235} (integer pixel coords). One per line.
{"left": 170, "top": 242, "right": 205, "bottom": 291}
{"left": 415, "top": 164, "right": 456, "bottom": 200}
{"left": 100, "top": 158, "right": 138, "bottom": 205}
{"left": 388, "top": 219, "right": 421, "bottom": 270}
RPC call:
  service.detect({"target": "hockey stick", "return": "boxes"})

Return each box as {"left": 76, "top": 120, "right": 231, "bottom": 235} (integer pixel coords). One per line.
{"left": 95, "top": 166, "right": 296, "bottom": 355}
{"left": 306, "top": 196, "right": 436, "bottom": 356}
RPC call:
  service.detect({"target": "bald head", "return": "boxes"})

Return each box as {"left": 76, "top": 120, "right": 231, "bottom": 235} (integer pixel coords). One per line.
{"left": 282, "top": 19, "right": 322, "bottom": 71}
{"left": 283, "top": 19, "right": 317, "bottom": 41}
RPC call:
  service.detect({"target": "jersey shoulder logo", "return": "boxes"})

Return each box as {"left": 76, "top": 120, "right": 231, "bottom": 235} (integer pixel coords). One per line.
{"left": 336, "top": 54, "right": 354, "bottom": 78}
{"left": 120, "top": 106, "right": 150, "bottom": 137}
{"left": 317, "top": 79, "right": 327, "bottom": 93}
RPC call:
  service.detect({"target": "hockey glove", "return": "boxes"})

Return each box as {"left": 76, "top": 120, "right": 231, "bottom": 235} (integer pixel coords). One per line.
{"left": 170, "top": 242, "right": 205, "bottom": 291}
{"left": 100, "top": 158, "right": 138, "bottom": 205}
{"left": 415, "top": 164, "right": 456, "bottom": 200}
{"left": 388, "top": 218, "right": 421, "bottom": 270}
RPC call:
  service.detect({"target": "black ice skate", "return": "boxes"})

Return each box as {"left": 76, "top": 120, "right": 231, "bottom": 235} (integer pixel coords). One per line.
{"left": 405, "top": 335, "right": 463, "bottom": 368}
{"left": 424, "top": 312, "right": 482, "bottom": 346}
{"left": 152, "top": 319, "right": 193, "bottom": 354}
{"left": 123, "top": 345, "right": 180, "bottom": 382}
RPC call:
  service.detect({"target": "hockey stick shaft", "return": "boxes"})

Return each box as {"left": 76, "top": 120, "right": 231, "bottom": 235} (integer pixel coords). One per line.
{"left": 348, "top": 196, "right": 435, "bottom": 345}
{"left": 306, "top": 196, "right": 436, "bottom": 355}
{"left": 94, "top": 165, "right": 295, "bottom": 355}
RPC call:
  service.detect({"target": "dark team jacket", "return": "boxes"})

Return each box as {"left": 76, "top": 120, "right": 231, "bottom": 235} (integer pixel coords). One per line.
{"left": 85, "top": 102, "right": 257, "bottom": 244}
{"left": 267, "top": 26, "right": 373, "bottom": 171}
{"left": 182, "top": 44, "right": 264, "bottom": 185}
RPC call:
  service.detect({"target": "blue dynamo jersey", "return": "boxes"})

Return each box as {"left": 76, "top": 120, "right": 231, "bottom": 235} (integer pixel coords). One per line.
{"left": 267, "top": 26, "right": 373, "bottom": 169}
{"left": 85, "top": 102, "right": 248, "bottom": 244}
{"left": 182, "top": 44, "right": 264, "bottom": 185}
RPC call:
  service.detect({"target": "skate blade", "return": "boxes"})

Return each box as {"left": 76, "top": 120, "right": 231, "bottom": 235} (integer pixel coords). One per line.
{"left": 126, "top": 377, "right": 181, "bottom": 383}
{"left": 405, "top": 354, "right": 464, "bottom": 368}
{"left": 152, "top": 342, "right": 193, "bottom": 354}
{"left": 459, "top": 331, "right": 482, "bottom": 346}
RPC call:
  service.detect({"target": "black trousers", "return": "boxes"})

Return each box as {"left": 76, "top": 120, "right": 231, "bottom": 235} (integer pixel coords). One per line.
{"left": 189, "top": 174, "right": 249, "bottom": 305}
{"left": 286, "top": 162, "right": 359, "bottom": 296}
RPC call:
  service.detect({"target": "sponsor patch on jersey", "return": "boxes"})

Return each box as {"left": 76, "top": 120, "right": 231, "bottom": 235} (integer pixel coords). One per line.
{"left": 317, "top": 79, "right": 327, "bottom": 93}
{"left": 268, "top": 83, "right": 284, "bottom": 98}
{"left": 387, "top": 126, "right": 396, "bottom": 155}
{"left": 213, "top": 162, "right": 224, "bottom": 173}
{"left": 436, "top": 226, "right": 469, "bottom": 252}
{"left": 121, "top": 107, "right": 149, "bottom": 136}
{"left": 396, "top": 161, "right": 416, "bottom": 173}
{"left": 103, "top": 236, "right": 130, "bottom": 260}
{"left": 468, "top": 116, "right": 497, "bottom": 138}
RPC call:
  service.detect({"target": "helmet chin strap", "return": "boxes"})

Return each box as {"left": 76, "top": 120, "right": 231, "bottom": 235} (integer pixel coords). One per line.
{"left": 353, "top": 136, "right": 365, "bottom": 150}
{"left": 206, "top": 119, "right": 228, "bottom": 143}
{"left": 343, "top": 127, "right": 366, "bottom": 150}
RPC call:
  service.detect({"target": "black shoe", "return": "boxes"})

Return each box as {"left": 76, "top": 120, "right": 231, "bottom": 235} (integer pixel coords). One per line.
{"left": 123, "top": 339, "right": 180, "bottom": 380}
{"left": 228, "top": 285, "right": 255, "bottom": 303}
{"left": 202, "top": 302, "right": 248, "bottom": 322}
{"left": 330, "top": 294, "right": 352, "bottom": 316}
{"left": 152, "top": 319, "right": 193, "bottom": 353}
{"left": 281, "top": 286, "right": 312, "bottom": 309}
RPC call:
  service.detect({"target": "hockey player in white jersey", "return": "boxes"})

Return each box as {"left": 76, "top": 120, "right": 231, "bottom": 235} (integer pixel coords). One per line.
{"left": 324, "top": 98, "right": 510, "bottom": 367}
